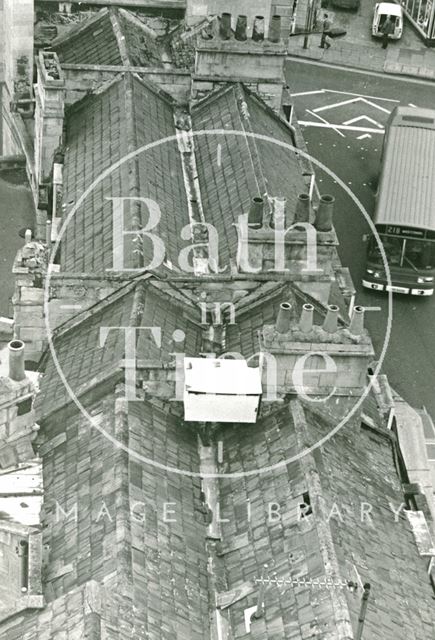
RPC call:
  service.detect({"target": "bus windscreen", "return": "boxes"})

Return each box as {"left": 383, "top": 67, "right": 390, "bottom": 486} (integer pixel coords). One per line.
{"left": 368, "top": 235, "right": 435, "bottom": 271}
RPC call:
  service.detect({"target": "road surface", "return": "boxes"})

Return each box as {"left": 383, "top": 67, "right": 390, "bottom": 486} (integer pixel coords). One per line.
{"left": 286, "top": 60, "right": 435, "bottom": 419}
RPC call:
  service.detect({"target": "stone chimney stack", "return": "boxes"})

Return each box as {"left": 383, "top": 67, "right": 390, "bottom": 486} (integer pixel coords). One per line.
{"left": 261, "top": 302, "right": 375, "bottom": 404}
{"left": 192, "top": 11, "right": 287, "bottom": 111}
{"left": 236, "top": 193, "right": 339, "bottom": 305}
{"left": 34, "top": 51, "right": 65, "bottom": 189}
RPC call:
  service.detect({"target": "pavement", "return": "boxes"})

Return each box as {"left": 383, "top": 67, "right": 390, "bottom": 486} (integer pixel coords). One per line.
{"left": 288, "top": 0, "right": 435, "bottom": 80}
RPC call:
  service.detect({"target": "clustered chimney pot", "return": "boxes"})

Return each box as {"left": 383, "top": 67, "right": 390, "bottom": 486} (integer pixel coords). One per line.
{"left": 295, "top": 193, "right": 311, "bottom": 223}
{"left": 276, "top": 302, "right": 292, "bottom": 334}
{"left": 8, "top": 340, "right": 26, "bottom": 382}
{"left": 269, "top": 15, "right": 282, "bottom": 42}
{"left": 248, "top": 196, "right": 264, "bottom": 228}
{"left": 235, "top": 15, "right": 248, "bottom": 41}
{"left": 220, "top": 13, "right": 232, "bottom": 40}
{"left": 349, "top": 305, "right": 365, "bottom": 336}
{"left": 323, "top": 305, "right": 339, "bottom": 334}
{"left": 271, "top": 196, "right": 287, "bottom": 228}
{"left": 315, "top": 194, "right": 335, "bottom": 232}
{"left": 252, "top": 16, "right": 265, "bottom": 41}
{"left": 299, "top": 303, "right": 314, "bottom": 333}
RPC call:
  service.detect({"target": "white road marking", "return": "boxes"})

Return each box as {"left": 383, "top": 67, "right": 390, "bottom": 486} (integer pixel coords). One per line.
{"left": 324, "top": 89, "right": 399, "bottom": 103}
{"left": 299, "top": 121, "right": 385, "bottom": 134}
{"left": 313, "top": 96, "right": 391, "bottom": 114}
{"left": 357, "top": 134, "right": 372, "bottom": 140}
{"left": 306, "top": 108, "right": 346, "bottom": 137}
{"left": 342, "top": 115, "right": 384, "bottom": 128}
{"left": 292, "top": 89, "right": 326, "bottom": 97}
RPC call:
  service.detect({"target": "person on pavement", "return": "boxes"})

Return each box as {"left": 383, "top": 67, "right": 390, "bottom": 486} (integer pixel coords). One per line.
{"left": 320, "top": 13, "right": 332, "bottom": 49}
{"left": 381, "top": 16, "right": 395, "bottom": 49}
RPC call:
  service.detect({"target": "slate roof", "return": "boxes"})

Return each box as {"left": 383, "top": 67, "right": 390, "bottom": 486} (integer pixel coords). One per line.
{"left": 61, "top": 73, "right": 189, "bottom": 273}
{"left": 36, "top": 280, "right": 203, "bottom": 419}
{"left": 61, "top": 77, "right": 305, "bottom": 274}
{"left": 11, "top": 391, "right": 434, "bottom": 639}
{"left": 50, "top": 7, "right": 166, "bottom": 68}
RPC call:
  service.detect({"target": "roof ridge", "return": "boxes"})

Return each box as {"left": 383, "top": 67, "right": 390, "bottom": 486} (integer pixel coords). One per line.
{"left": 49, "top": 7, "right": 109, "bottom": 49}
{"left": 109, "top": 8, "right": 130, "bottom": 66}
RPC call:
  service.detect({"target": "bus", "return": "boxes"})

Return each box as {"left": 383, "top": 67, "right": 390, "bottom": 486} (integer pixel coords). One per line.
{"left": 363, "top": 106, "right": 435, "bottom": 296}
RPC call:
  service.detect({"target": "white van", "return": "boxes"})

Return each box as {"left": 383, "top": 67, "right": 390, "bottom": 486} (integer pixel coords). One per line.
{"left": 372, "top": 2, "right": 404, "bottom": 39}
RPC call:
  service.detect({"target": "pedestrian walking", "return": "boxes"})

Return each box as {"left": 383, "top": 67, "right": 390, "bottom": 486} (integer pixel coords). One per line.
{"left": 381, "top": 16, "right": 395, "bottom": 48}
{"left": 320, "top": 13, "right": 332, "bottom": 48}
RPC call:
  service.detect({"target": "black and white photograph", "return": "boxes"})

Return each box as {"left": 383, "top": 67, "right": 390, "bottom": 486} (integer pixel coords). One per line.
{"left": 0, "top": 1, "right": 435, "bottom": 638}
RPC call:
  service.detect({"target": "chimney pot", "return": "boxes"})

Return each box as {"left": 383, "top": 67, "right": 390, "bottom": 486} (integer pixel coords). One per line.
{"left": 349, "top": 305, "right": 365, "bottom": 336}
{"left": 220, "top": 13, "right": 232, "bottom": 40}
{"left": 46, "top": 220, "right": 52, "bottom": 245}
{"left": 8, "top": 340, "right": 26, "bottom": 382}
{"left": 248, "top": 196, "right": 264, "bottom": 228}
{"left": 315, "top": 194, "right": 335, "bottom": 232}
{"left": 24, "top": 229, "right": 32, "bottom": 244}
{"left": 299, "top": 303, "right": 314, "bottom": 333}
{"left": 323, "top": 305, "right": 339, "bottom": 333}
{"left": 235, "top": 15, "right": 248, "bottom": 41}
{"left": 295, "top": 193, "right": 311, "bottom": 223}
{"left": 276, "top": 302, "right": 292, "bottom": 334}
{"left": 252, "top": 16, "right": 265, "bottom": 41}
{"left": 271, "top": 196, "right": 287, "bottom": 228}
{"left": 269, "top": 15, "right": 282, "bottom": 42}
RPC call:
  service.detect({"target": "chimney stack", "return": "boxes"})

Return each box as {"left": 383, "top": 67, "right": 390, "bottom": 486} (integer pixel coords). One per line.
{"left": 8, "top": 340, "right": 26, "bottom": 382}
{"left": 252, "top": 16, "right": 265, "bottom": 41}
{"left": 295, "top": 193, "right": 311, "bottom": 223}
{"left": 315, "top": 194, "right": 335, "bottom": 232}
{"left": 349, "top": 305, "right": 365, "bottom": 336}
{"left": 323, "top": 305, "right": 339, "bottom": 334}
{"left": 299, "top": 304, "right": 314, "bottom": 333}
{"left": 220, "top": 13, "right": 232, "bottom": 40}
{"left": 248, "top": 196, "right": 265, "bottom": 228}
{"left": 276, "top": 302, "right": 292, "bottom": 334}
{"left": 269, "top": 15, "right": 282, "bottom": 42}
{"left": 235, "top": 15, "right": 248, "bottom": 41}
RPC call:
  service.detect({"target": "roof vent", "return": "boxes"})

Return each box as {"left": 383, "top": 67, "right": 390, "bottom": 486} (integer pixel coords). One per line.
{"left": 248, "top": 196, "right": 264, "bottom": 228}
{"left": 183, "top": 357, "right": 262, "bottom": 423}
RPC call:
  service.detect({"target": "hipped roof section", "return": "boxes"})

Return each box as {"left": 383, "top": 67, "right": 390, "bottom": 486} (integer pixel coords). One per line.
{"left": 50, "top": 7, "right": 166, "bottom": 68}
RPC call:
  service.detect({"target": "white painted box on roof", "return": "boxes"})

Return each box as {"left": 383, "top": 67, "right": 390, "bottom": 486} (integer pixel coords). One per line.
{"left": 183, "top": 357, "right": 262, "bottom": 423}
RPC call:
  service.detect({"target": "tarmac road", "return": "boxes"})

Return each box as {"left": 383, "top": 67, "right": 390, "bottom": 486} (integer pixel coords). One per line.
{"left": 286, "top": 59, "right": 435, "bottom": 419}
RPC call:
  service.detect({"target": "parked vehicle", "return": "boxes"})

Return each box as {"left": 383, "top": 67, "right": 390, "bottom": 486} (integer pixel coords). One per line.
{"left": 372, "top": 2, "right": 403, "bottom": 39}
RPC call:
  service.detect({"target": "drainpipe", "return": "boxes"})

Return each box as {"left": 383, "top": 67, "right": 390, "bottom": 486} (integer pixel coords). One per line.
{"left": 8, "top": 340, "right": 26, "bottom": 382}
{"left": 355, "top": 583, "right": 371, "bottom": 640}
{"left": 18, "top": 540, "right": 29, "bottom": 593}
